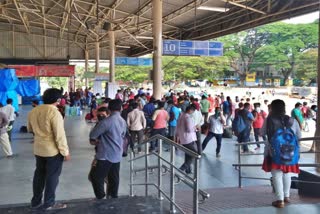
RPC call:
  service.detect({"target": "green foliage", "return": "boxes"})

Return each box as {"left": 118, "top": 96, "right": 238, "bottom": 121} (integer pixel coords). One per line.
{"left": 41, "top": 77, "right": 68, "bottom": 89}
{"left": 115, "top": 65, "right": 149, "bottom": 83}
{"left": 295, "top": 49, "right": 318, "bottom": 81}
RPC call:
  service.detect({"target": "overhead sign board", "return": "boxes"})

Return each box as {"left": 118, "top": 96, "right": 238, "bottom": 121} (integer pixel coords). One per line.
{"left": 9, "top": 65, "right": 75, "bottom": 77}
{"left": 162, "top": 40, "right": 223, "bottom": 56}
{"left": 115, "top": 57, "right": 152, "bottom": 66}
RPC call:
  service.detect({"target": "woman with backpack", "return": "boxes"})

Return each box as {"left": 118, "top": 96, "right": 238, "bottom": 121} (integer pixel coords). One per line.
{"left": 261, "top": 99, "right": 301, "bottom": 208}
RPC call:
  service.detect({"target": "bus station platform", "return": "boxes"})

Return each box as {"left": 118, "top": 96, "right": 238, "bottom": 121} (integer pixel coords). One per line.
{"left": 0, "top": 105, "right": 319, "bottom": 213}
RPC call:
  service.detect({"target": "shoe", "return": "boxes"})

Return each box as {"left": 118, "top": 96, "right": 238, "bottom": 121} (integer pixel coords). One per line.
{"left": 30, "top": 203, "right": 42, "bottom": 210}
{"left": 254, "top": 147, "right": 260, "bottom": 150}
{"left": 6, "top": 155, "right": 14, "bottom": 158}
{"left": 44, "top": 203, "right": 67, "bottom": 210}
{"left": 185, "top": 167, "right": 192, "bottom": 174}
{"left": 272, "top": 200, "right": 284, "bottom": 208}
{"left": 284, "top": 197, "right": 290, "bottom": 203}
{"left": 216, "top": 153, "right": 221, "bottom": 158}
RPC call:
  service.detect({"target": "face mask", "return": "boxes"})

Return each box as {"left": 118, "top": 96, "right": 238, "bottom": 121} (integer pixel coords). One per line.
{"left": 256, "top": 107, "right": 261, "bottom": 113}
{"left": 97, "top": 115, "right": 106, "bottom": 121}
{"left": 154, "top": 104, "right": 158, "bottom": 108}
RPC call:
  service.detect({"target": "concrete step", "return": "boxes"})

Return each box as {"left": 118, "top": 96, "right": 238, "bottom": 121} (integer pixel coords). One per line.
{"left": 0, "top": 196, "right": 170, "bottom": 214}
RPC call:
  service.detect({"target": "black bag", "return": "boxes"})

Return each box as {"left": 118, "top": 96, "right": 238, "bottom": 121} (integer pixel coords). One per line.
{"left": 20, "top": 126, "right": 28, "bottom": 133}
{"left": 223, "top": 127, "right": 233, "bottom": 138}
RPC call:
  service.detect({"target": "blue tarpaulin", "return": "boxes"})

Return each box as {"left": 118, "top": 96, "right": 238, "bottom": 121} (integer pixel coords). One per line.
{"left": 0, "top": 68, "right": 19, "bottom": 91}
{"left": 0, "top": 90, "right": 19, "bottom": 111}
{"left": 16, "top": 79, "right": 40, "bottom": 97}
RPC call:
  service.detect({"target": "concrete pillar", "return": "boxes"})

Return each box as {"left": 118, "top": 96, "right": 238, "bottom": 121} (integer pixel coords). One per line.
{"left": 315, "top": 9, "right": 320, "bottom": 172}
{"left": 95, "top": 37, "right": 100, "bottom": 73}
{"left": 85, "top": 49, "right": 89, "bottom": 87}
{"left": 109, "top": 30, "right": 115, "bottom": 82}
{"left": 152, "top": 0, "right": 163, "bottom": 100}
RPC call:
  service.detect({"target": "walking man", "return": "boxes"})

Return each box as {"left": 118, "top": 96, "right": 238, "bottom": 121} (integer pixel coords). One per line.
{"left": 0, "top": 111, "right": 13, "bottom": 157}
{"left": 28, "top": 88, "right": 70, "bottom": 210}
{"left": 176, "top": 105, "right": 198, "bottom": 174}
{"left": 0, "top": 98, "right": 15, "bottom": 142}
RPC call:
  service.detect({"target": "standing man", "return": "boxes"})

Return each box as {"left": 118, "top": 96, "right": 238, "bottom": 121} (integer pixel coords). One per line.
{"left": 237, "top": 103, "right": 254, "bottom": 153}
{"left": 127, "top": 102, "right": 146, "bottom": 153}
{"left": 190, "top": 103, "right": 204, "bottom": 155}
{"left": 28, "top": 88, "right": 70, "bottom": 210}
{"left": 291, "top": 102, "right": 304, "bottom": 130}
{"left": 200, "top": 95, "right": 210, "bottom": 123}
{"left": 89, "top": 99, "right": 127, "bottom": 199}
{"left": 150, "top": 101, "right": 169, "bottom": 152}
{"left": 0, "top": 111, "right": 13, "bottom": 157}
{"left": 0, "top": 98, "right": 15, "bottom": 142}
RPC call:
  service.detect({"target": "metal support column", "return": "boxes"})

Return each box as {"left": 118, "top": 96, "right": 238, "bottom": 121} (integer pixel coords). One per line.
{"left": 193, "top": 158, "right": 199, "bottom": 214}
{"left": 85, "top": 49, "right": 89, "bottom": 87}
{"left": 109, "top": 30, "right": 115, "bottom": 83}
{"left": 145, "top": 141, "right": 149, "bottom": 196}
{"left": 129, "top": 150, "right": 134, "bottom": 197}
{"left": 95, "top": 37, "right": 100, "bottom": 73}
{"left": 152, "top": 0, "right": 163, "bottom": 100}
{"left": 170, "top": 144, "right": 176, "bottom": 213}
{"left": 158, "top": 139, "right": 163, "bottom": 200}
{"left": 238, "top": 145, "right": 242, "bottom": 188}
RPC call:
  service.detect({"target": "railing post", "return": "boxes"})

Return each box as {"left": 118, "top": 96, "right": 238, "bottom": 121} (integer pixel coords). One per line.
{"left": 158, "top": 139, "right": 163, "bottom": 200}
{"left": 129, "top": 150, "right": 134, "bottom": 197}
{"left": 145, "top": 140, "right": 149, "bottom": 196}
{"left": 193, "top": 158, "right": 200, "bottom": 214}
{"left": 238, "top": 144, "right": 242, "bottom": 188}
{"left": 170, "top": 144, "right": 176, "bottom": 213}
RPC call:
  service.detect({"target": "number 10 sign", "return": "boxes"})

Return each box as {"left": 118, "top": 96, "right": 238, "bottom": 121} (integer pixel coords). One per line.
{"left": 162, "top": 40, "right": 223, "bottom": 57}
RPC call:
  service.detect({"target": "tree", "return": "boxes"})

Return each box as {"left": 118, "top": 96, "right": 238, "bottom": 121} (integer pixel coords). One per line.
{"left": 218, "top": 28, "right": 270, "bottom": 84}
{"left": 255, "top": 22, "right": 318, "bottom": 85}
{"left": 295, "top": 49, "right": 318, "bottom": 83}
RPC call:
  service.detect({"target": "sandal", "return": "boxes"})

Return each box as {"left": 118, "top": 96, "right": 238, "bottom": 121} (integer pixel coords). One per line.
{"left": 272, "top": 200, "right": 284, "bottom": 208}
{"left": 45, "top": 203, "right": 67, "bottom": 210}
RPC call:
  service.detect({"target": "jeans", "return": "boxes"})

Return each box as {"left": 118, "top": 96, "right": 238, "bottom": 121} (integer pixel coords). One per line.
{"left": 202, "top": 132, "right": 223, "bottom": 154}
{"left": 195, "top": 131, "right": 202, "bottom": 155}
{"left": 150, "top": 128, "right": 166, "bottom": 151}
{"left": 271, "top": 169, "right": 291, "bottom": 201}
{"left": 31, "top": 154, "right": 64, "bottom": 208}
{"left": 180, "top": 142, "right": 197, "bottom": 172}
{"left": 89, "top": 160, "right": 120, "bottom": 199}
{"left": 253, "top": 128, "right": 266, "bottom": 148}
{"left": 130, "top": 130, "right": 144, "bottom": 152}
{"left": 237, "top": 127, "right": 251, "bottom": 152}
{"left": 202, "top": 112, "right": 209, "bottom": 123}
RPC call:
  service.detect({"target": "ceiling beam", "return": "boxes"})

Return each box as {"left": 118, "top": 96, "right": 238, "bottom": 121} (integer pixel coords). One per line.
{"left": 60, "top": 0, "right": 74, "bottom": 38}
{"left": 13, "top": 0, "right": 30, "bottom": 33}
{"left": 221, "top": 0, "right": 267, "bottom": 15}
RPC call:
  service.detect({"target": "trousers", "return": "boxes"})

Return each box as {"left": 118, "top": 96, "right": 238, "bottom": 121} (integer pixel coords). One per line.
{"left": 0, "top": 133, "right": 13, "bottom": 156}
{"left": 89, "top": 160, "right": 120, "bottom": 199}
{"left": 271, "top": 169, "right": 291, "bottom": 201}
{"left": 31, "top": 154, "right": 64, "bottom": 208}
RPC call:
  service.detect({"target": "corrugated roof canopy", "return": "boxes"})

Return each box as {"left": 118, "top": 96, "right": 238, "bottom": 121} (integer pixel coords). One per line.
{"left": 0, "top": 0, "right": 318, "bottom": 61}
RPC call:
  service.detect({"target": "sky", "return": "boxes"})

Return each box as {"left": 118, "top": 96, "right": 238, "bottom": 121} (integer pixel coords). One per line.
{"left": 282, "top": 11, "right": 319, "bottom": 24}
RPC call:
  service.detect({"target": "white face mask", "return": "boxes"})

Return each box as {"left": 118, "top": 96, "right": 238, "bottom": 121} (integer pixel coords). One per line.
{"left": 256, "top": 107, "right": 261, "bottom": 113}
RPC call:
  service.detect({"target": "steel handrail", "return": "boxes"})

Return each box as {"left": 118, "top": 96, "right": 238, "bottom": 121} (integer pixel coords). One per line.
{"left": 129, "top": 135, "right": 201, "bottom": 214}
{"left": 234, "top": 136, "right": 320, "bottom": 188}
{"left": 132, "top": 134, "right": 201, "bottom": 159}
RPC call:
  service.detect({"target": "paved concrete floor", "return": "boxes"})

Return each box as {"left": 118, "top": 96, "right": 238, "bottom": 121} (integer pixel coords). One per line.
{"left": 0, "top": 105, "right": 318, "bottom": 214}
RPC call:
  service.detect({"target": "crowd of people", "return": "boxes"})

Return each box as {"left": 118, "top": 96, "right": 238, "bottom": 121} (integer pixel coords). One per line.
{"left": 3, "top": 86, "right": 316, "bottom": 211}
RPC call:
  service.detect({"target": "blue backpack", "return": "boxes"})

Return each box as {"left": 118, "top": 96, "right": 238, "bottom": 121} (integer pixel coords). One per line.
{"left": 268, "top": 117, "right": 300, "bottom": 165}
{"left": 232, "top": 114, "right": 246, "bottom": 136}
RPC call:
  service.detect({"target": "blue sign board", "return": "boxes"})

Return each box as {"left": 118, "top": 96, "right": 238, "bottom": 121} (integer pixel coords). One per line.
{"left": 162, "top": 40, "right": 223, "bottom": 56}
{"left": 115, "top": 57, "right": 152, "bottom": 66}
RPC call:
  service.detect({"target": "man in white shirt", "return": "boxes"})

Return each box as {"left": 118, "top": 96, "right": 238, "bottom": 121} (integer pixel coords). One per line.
{"left": 0, "top": 99, "right": 15, "bottom": 142}
{"left": 127, "top": 102, "right": 146, "bottom": 153}
{"left": 190, "top": 104, "right": 204, "bottom": 154}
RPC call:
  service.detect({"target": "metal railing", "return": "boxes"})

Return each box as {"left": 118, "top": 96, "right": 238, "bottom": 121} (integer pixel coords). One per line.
{"left": 233, "top": 137, "right": 320, "bottom": 188}
{"left": 129, "top": 134, "right": 207, "bottom": 214}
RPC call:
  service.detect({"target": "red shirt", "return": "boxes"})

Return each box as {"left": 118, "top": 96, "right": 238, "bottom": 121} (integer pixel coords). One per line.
{"left": 252, "top": 110, "right": 267, "bottom": 128}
